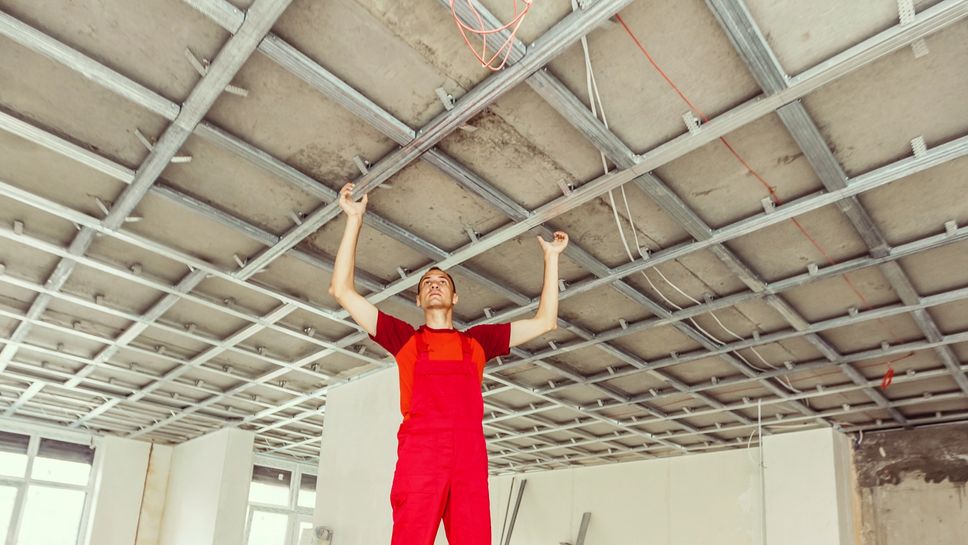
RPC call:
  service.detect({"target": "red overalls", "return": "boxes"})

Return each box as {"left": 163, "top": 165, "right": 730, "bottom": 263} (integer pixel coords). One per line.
{"left": 390, "top": 331, "right": 491, "bottom": 545}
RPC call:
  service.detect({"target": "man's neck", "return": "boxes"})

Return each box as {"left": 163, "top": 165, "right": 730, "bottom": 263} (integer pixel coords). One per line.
{"left": 423, "top": 308, "right": 454, "bottom": 330}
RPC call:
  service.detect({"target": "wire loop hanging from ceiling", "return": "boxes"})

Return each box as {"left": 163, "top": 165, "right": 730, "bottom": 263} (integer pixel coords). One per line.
{"left": 450, "top": 0, "right": 533, "bottom": 71}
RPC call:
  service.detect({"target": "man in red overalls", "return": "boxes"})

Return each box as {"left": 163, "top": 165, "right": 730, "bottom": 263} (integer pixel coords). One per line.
{"left": 329, "top": 182, "right": 569, "bottom": 545}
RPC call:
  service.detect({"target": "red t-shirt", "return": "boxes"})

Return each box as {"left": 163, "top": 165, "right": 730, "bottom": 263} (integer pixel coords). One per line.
{"left": 369, "top": 311, "right": 511, "bottom": 420}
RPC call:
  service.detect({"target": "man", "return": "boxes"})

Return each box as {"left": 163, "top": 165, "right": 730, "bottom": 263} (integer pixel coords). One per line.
{"left": 328, "top": 182, "right": 568, "bottom": 545}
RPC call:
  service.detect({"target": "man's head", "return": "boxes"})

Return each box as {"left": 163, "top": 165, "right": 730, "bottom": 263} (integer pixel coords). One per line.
{"left": 416, "top": 267, "right": 458, "bottom": 309}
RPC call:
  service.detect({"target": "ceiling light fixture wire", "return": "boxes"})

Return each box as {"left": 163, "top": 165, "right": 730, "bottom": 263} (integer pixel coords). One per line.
{"left": 450, "top": 0, "right": 533, "bottom": 71}
{"left": 615, "top": 13, "right": 907, "bottom": 388}
{"left": 576, "top": 9, "right": 793, "bottom": 388}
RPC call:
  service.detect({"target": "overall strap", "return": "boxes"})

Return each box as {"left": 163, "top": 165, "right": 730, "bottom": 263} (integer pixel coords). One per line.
{"left": 459, "top": 333, "right": 473, "bottom": 362}
{"left": 414, "top": 330, "right": 473, "bottom": 362}
{"left": 414, "top": 330, "right": 430, "bottom": 358}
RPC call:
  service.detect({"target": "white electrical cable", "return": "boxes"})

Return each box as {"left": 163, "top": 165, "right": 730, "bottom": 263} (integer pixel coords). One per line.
{"left": 575, "top": 15, "right": 793, "bottom": 374}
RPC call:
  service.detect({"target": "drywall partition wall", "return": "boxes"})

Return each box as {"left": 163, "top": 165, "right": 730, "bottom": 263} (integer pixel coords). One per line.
{"left": 854, "top": 423, "right": 968, "bottom": 545}
{"left": 315, "top": 367, "right": 401, "bottom": 544}
{"left": 83, "top": 436, "right": 152, "bottom": 545}
{"left": 136, "top": 444, "right": 174, "bottom": 545}
{"left": 488, "top": 447, "right": 763, "bottom": 545}
{"left": 313, "top": 369, "right": 863, "bottom": 545}
{"left": 762, "top": 427, "right": 854, "bottom": 545}
{"left": 157, "top": 427, "right": 255, "bottom": 545}
{"left": 212, "top": 429, "right": 258, "bottom": 545}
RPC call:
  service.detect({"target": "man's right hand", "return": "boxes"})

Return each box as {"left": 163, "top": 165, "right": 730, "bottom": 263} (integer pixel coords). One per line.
{"left": 338, "top": 182, "right": 368, "bottom": 218}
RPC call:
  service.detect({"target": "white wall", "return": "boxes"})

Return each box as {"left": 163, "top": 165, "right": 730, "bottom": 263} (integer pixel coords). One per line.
{"left": 313, "top": 368, "right": 857, "bottom": 545}
{"left": 313, "top": 366, "right": 764, "bottom": 545}
{"left": 762, "top": 427, "right": 855, "bottom": 545}
{"left": 315, "top": 367, "right": 400, "bottom": 545}
{"left": 489, "top": 447, "right": 763, "bottom": 545}
{"left": 83, "top": 436, "right": 152, "bottom": 545}
{"left": 136, "top": 444, "right": 174, "bottom": 545}
{"left": 158, "top": 427, "right": 255, "bottom": 545}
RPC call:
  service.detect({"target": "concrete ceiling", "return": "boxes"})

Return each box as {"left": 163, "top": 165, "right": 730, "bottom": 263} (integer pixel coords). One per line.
{"left": 0, "top": 0, "right": 965, "bottom": 471}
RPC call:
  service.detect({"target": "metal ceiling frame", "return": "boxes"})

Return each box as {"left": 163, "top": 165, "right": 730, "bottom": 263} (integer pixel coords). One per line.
{"left": 705, "top": 0, "right": 968, "bottom": 401}
{"left": 0, "top": 0, "right": 670, "bottom": 456}
{"left": 0, "top": 0, "right": 964, "bottom": 467}
{"left": 185, "top": 0, "right": 968, "bottom": 447}
{"left": 194, "top": 0, "right": 968, "bottom": 441}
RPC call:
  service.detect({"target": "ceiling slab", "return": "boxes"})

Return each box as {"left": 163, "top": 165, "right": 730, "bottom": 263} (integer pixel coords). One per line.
{"left": 0, "top": 0, "right": 231, "bottom": 103}
{"left": 802, "top": 21, "right": 968, "bottom": 176}
{"left": 743, "top": 0, "right": 903, "bottom": 76}
{"left": 655, "top": 114, "right": 823, "bottom": 229}
{"left": 0, "top": 37, "right": 166, "bottom": 167}
{"left": 725, "top": 204, "right": 871, "bottom": 281}
{"left": 0, "top": 0, "right": 965, "bottom": 464}
{"left": 205, "top": 52, "right": 397, "bottom": 184}
{"left": 546, "top": 0, "right": 760, "bottom": 153}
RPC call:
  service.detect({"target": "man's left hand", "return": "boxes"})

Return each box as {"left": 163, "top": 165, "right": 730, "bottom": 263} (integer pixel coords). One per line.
{"left": 538, "top": 231, "right": 569, "bottom": 256}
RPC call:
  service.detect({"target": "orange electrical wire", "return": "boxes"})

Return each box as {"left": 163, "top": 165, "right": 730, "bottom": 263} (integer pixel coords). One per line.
{"left": 450, "top": 0, "right": 532, "bottom": 71}
{"left": 879, "top": 352, "right": 915, "bottom": 389}
{"left": 614, "top": 13, "right": 904, "bottom": 386}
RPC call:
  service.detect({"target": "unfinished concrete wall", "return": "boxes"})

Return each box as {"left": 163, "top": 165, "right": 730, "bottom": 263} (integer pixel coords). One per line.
{"left": 854, "top": 423, "right": 968, "bottom": 545}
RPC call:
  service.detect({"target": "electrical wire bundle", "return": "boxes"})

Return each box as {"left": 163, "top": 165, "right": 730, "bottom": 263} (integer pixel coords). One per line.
{"left": 581, "top": 9, "right": 911, "bottom": 399}
{"left": 449, "top": 0, "right": 533, "bottom": 71}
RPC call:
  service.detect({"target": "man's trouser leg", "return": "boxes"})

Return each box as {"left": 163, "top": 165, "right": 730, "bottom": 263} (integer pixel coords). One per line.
{"left": 442, "top": 430, "right": 491, "bottom": 545}
{"left": 390, "top": 431, "right": 449, "bottom": 545}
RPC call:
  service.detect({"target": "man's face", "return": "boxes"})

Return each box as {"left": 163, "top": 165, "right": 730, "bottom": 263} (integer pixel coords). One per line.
{"left": 416, "top": 270, "right": 457, "bottom": 309}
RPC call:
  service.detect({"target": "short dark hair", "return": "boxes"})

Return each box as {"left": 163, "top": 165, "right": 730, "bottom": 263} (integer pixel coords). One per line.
{"left": 418, "top": 267, "right": 456, "bottom": 294}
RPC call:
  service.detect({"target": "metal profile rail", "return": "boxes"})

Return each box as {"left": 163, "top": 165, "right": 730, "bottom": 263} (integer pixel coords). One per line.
{"left": 350, "top": 0, "right": 968, "bottom": 304}
{"left": 484, "top": 330, "right": 968, "bottom": 441}
{"left": 212, "top": 0, "right": 967, "bottom": 434}
{"left": 0, "top": 174, "right": 594, "bottom": 448}
{"left": 705, "top": 0, "right": 968, "bottom": 404}
{"left": 210, "top": 0, "right": 636, "bottom": 280}
{"left": 5, "top": 1, "right": 960, "bottom": 442}
{"left": 0, "top": 0, "right": 294, "bottom": 420}
{"left": 0, "top": 228, "right": 675, "bottom": 460}
{"left": 502, "top": 285, "right": 968, "bottom": 377}
{"left": 0, "top": 25, "right": 752, "bottom": 447}
{"left": 0, "top": 0, "right": 964, "bottom": 460}
{"left": 505, "top": 381, "right": 968, "bottom": 471}
{"left": 440, "top": 0, "right": 903, "bottom": 424}
{"left": 195, "top": 0, "right": 961, "bottom": 432}
{"left": 3, "top": 136, "right": 964, "bottom": 450}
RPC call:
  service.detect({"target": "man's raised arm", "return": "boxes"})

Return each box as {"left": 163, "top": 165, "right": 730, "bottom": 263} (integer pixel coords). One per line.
{"left": 509, "top": 231, "right": 569, "bottom": 347}
{"left": 328, "top": 182, "right": 379, "bottom": 336}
